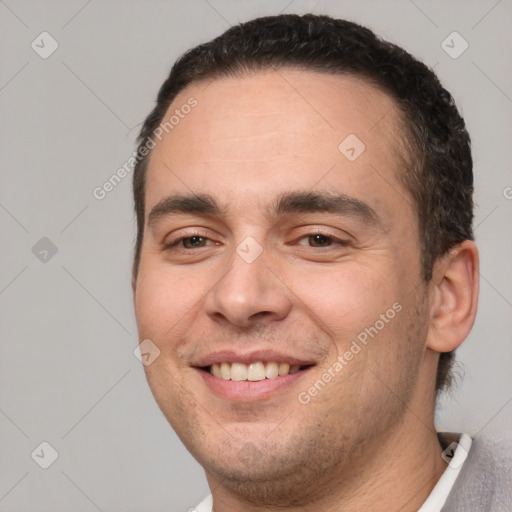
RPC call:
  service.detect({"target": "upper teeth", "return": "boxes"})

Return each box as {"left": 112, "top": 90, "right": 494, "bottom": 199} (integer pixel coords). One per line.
{"left": 210, "top": 362, "right": 301, "bottom": 381}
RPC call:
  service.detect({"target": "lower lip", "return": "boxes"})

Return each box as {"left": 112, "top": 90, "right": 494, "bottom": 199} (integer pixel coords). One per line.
{"left": 196, "top": 368, "right": 312, "bottom": 402}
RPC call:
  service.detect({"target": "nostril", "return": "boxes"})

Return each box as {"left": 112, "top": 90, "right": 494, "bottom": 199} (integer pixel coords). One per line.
{"left": 249, "top": 311, "right": 272, "bottom": 320}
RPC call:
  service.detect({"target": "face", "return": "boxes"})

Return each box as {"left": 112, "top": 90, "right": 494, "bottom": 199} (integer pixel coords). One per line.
{"left": 133, "top": 70, "right": 432, "bottom": 501}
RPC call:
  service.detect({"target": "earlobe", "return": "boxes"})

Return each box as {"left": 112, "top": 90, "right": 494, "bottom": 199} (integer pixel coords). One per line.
{"left": 427, "top": 240, "right": 479, "bottom": 353}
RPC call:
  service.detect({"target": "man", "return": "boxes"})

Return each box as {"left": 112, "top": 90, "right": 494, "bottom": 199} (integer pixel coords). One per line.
{"left": 131, "top": 14, "right": 510, "bottom": 511}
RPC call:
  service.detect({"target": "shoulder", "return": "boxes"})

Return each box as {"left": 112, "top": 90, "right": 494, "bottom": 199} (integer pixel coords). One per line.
{"left": 442, "top": 432, "right": 512, "bottom": 511}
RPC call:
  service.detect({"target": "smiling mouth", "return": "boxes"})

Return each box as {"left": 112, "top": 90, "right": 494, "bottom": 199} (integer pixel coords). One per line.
{"left": 200, "top": 361, "right": 314, "bottom": 381}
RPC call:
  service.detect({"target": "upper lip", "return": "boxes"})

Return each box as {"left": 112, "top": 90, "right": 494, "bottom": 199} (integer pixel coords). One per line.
{"left": 191, "top": 349, "right": 317, "bottom": 368}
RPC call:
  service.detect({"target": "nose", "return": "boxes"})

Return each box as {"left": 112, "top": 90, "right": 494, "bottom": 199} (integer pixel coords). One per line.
{"left": 204, "top": 243, "right": 293, "bottom": 328}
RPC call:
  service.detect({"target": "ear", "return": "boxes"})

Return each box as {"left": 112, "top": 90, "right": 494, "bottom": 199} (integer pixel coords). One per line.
{"left": 427, "top": 240, "right": 479, "bottom": 353}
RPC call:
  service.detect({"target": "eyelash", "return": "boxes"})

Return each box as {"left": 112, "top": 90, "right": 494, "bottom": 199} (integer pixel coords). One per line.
{"left": 297, "top": 229, "right": 349, "bottom": 248}
{"left": 164, "top": 229, "right": 349, "bottom": 251}
{"left": 164, "top": 230, "right": 213, "bottom": 250}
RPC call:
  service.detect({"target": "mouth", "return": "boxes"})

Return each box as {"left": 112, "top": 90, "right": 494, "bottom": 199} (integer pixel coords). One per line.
{"left": 199, "top": 361, "right": 315, "bottom": 381}
{"left": 194, "top": 357, "right": 316, "bottom": 402}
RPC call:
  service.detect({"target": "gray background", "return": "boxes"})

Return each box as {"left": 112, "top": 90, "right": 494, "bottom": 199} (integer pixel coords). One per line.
{"left": 0, "top": 0, "right": 511, "bottom": 510}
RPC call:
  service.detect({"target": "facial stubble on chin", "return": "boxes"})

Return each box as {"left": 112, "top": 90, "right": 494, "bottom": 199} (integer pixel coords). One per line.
{"left": 144, "top": 284, "right": 430, "bottom": 507}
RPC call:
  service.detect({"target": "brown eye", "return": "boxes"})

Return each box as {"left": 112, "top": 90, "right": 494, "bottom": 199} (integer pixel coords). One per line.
{"left": 182, "top": 236, "right": 207, "bottom": 249}
{"left": 308, "top": 234, "right": 332, "bottom": 247}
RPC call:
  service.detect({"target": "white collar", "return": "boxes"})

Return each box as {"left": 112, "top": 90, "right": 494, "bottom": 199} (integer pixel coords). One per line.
{"left": 417, "top": 433, "right": 472, "bottom": 512}
{"left": 194, "top": 492, "right": 212, "bottom": 512}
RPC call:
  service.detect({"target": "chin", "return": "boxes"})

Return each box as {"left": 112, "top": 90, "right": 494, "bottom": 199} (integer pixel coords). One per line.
{"left": 202, "top": 450, "right": 335, "bottom": 507}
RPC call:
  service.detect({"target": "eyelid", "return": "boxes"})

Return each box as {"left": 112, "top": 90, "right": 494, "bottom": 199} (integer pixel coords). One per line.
{"left": 293, "top": 227, "right": 351, "bottom": 244}
{"left": 162, "top": 226, "right": 351, "bottom": 252}
{"left": 163, "top": 228, "right": 217, "bottom": 249}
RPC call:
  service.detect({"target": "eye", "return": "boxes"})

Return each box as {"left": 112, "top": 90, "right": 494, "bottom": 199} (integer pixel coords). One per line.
{"left": 307, "top": 234, "right": 333, "bottom": 247}
{"left": 295, "top": 230, "right": 349, "bottom": 248}
{"left": 181, "top": 235, "right": 208, "bottom": 249}
{"left": 164, "top": 231, "right": 218, "bottom": 251}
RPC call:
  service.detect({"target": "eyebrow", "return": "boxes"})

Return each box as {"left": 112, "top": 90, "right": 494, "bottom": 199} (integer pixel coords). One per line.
{"left": 270, "top": 191, "right": 380, "bottom": 226}
{"left": 148, "top": 190, "right": 381, "bottom": 228}
{"left": 148, "top": 194, "right": 225, "bottom": 227}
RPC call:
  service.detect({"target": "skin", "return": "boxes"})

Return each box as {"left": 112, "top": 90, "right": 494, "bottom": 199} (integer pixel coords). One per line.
{"left": 132, "top": 70, "right": 479, "bottom": 511}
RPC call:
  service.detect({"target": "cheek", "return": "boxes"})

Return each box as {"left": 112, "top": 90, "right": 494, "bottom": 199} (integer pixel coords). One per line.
{"left": 133, "top": 259, "right": 208, "bottom": 341}
{"left": 285, "top": 263, "right": 398, "bottom": 340}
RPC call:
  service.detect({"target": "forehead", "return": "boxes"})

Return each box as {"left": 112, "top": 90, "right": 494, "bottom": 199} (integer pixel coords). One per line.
{"left": 159, "top": 69, "right": 401, "bottom": 161}
{"left": 145, "top": 69, "right": 411, "bottom": 224}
